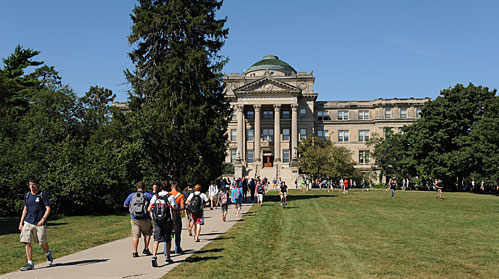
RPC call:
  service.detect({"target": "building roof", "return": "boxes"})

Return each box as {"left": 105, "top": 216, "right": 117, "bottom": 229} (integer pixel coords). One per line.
{"left": 245, "top": 55, "right": 296, "bottom": 74}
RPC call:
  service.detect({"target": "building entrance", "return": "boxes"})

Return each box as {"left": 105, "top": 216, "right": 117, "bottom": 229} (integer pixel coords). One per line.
{"left": 263, "top": 155, "right": 274, "bottom": 168}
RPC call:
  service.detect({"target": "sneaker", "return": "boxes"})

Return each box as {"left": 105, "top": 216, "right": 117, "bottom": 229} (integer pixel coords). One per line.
{"left": 165, "top": 257, "right": 174, "bottom": 264}
{"left": 175, "top": 248, "right": 183, "bottom": 255}
{"left": 46, "top": 250, "right": 53, "bottom": 265}
{"left": 20, "top": 263, "right": 34, "bottom": 271}
{"left": 151, "top": 256, "right": 158, "bottom": 267}
{"left": 142, "top": 249, "right": 152, "bottom": 256}
{"left": 132, "top": 252, "right": 139, "bottom": 258}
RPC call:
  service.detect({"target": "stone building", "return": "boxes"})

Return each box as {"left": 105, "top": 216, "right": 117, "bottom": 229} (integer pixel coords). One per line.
{"left": 224, "top": 55, "right": 430, "bottom": 184}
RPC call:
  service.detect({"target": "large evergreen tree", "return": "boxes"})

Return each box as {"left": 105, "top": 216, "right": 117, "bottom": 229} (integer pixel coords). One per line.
{"left": 125, "top": 0, "right": 230, "bottom": 186}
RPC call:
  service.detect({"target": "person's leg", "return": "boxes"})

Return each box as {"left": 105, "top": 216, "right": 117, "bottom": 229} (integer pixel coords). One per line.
{"left": 152, "top": 241, "right": 159, "bottom": 256}
{"left": 195, "top": 224, "right": 201, "bottom": 241}
{"left": 166, "top": 241, "right": 172, "bottom": 258}
{"left": 132, "top": 238, "right": 139, "bottom": 253}
{"left": 391, "top": 189, "right": 395, "bottom": 198}
{"left": 25, "top": 243, "right": 33, "bottom": 262}
{"left": 175, "top": 216, "right": 182, "bottom": 253}
{"left": 144, "top": 235, "right": 151, "bottom": 251}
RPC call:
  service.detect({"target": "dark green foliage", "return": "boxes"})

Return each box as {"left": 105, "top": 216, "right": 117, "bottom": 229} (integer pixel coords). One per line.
{"left": 125, "top": 0, "right": 230, "bottom": 188}
{"left": 371, "top": 83, "right": 498, "bottom": 188}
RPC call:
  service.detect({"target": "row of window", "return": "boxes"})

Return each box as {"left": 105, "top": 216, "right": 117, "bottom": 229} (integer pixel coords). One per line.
{"left": 230, "top": 149, "right": 370, "bottom": 164}
{"left": 234, "top": 108, "right": 422, "bottom": 121}
{"left": 317, "top": 108, "right": 421, "bottom": 120}
{"left": 231, "top": 129, "right": 371, "bottom": 142}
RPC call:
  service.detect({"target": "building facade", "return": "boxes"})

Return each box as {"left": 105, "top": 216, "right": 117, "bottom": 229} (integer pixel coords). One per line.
{"left": 224, "top": 55, "right": 430, "bottom": 184}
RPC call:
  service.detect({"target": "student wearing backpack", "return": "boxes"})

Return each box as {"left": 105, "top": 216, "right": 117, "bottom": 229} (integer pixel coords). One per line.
{"left": 183, "top": 183, "right": 195, "bottom": 236}
{"left": 123, "top": 181, "right": 153, "bottom": 258}
{"left": 186, "top": 184, "right": 209, "bottom": 242}
{"left": 147, "top": 181, "right": 177, "bottom": 266}
{"left": 18, "top": 177, "right": 54, "bottom": 271}
{"left": 232, "top": 183, "right": 244, "bottom": 216}
{"left": 219, "top": 186, "right": 230, "bottom": 222}
{"left": 169, "top": 181, "right": 185, "bottom": 254}
{"left": 256, "top": 182, "right": 265, "bottom": 206}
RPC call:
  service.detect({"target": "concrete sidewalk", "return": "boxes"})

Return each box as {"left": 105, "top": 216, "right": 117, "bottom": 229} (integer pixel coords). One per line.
{"left": 1, "top": 202, "right": 254, "bottom": 279}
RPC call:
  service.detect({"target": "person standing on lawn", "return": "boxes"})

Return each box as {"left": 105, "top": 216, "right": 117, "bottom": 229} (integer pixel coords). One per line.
{"left": 169, "top": 181, "right": 185, "bottom": 254}
{"left": 18, "top": 177, "right": 54, "bottom": 271}
{"left": 123, "top": 181, "right": 153, "bottom": 258}
{"left": 386, "top": 178, "right": 396, "bottom": 198}
{"left": 279, "top": 181, "right": 288, "bottom": 206}
{"left": 435, "top": 179, "right": 444, "bottom": 200}
{"left": 344, "top": 178, "right": 349, "bottom": 194}
{"left": 186, "top": 184, "right": 209, "bottom": 242}
{"left": 256, "top": 181, "right": 265, "bottom": 206}
{"left": 147, "top": 181, "right": 177, "bottom": 266}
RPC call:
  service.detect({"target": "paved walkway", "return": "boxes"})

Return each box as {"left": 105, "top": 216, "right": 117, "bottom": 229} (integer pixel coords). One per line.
{"left": 1, "top": 202, "right": 254, "bottom": 279}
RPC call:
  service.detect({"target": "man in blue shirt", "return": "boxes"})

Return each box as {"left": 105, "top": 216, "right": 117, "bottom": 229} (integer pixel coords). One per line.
{"left": 18, "top": 177, "right": 53, "bottom": 271}
{"left": 124, "top": 181, "right": 154, "bottom": 257}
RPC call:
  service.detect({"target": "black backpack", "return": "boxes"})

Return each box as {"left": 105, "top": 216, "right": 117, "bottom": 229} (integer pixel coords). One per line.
{"left": 188, "top": 193, "right": 203, "bottom": 213}
{"left": 257, "top": 185, "right": 264, "bottom": 194}
{"left": 152, "top": 194, "right": 172, "bottom": 222}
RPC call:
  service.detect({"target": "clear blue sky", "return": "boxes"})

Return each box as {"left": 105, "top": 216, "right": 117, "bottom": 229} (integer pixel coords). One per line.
{"left": 1, "top": 0, "right": 498, "bottom": 102}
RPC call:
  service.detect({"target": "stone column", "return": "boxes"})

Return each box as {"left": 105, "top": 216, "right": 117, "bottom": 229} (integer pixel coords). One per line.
{"left": 254, "top": 105, "right": 261, "bottom": 162}
{"left": 291, "top": 103, "right": 298, "bottom": 160}
{"left": 236, "top": 105, "right": 244, "bottom": 161}
{"left": 274, "top": 104, "right": 281, "bottom": 162}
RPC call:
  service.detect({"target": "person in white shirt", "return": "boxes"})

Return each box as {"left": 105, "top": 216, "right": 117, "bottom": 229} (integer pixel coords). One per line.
{"left": 147, "top": 181, "right": 177, "bottom": 266}
{"left": 186, "top": 184, "right": 209, "bottom": 242}
{"left": 208, "top": 181, "right": 219, "bottom": 210}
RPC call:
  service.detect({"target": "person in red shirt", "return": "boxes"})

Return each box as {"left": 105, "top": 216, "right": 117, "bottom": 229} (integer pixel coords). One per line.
{"left": 344, "top": 179, "right": 349, "bottom": 194}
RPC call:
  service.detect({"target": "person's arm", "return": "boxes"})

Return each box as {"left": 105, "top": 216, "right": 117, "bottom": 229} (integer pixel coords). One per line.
{"left": 37, "top": 206, "right": 51, "bottom": 226}
{"left": 19, "top": 206, "right": 27, "bottom": 231}
{"left": 124, "top": 194, "right": 131, "bottom": 208}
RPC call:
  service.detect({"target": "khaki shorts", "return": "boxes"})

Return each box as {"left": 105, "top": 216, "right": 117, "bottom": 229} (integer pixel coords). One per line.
{"left": 20, "top": 222, "right": 47, "bottom": 245}
{"left": 131, "top": 219, "right": 152, "bottom": 238}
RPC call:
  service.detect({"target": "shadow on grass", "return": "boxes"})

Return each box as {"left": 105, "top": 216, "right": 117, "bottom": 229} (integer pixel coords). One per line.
{"left": 184, "top": 256, "right": 222, "bottom": 263}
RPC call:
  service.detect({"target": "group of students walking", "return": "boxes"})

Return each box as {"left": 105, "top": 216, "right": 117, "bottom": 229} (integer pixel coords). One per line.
{"left": 123, "top": 179, "right": 256, "bottom": 267}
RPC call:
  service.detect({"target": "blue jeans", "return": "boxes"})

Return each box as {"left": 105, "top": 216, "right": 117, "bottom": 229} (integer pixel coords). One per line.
{"left": 391, "top": 189, "right": 395, "bottom": 197}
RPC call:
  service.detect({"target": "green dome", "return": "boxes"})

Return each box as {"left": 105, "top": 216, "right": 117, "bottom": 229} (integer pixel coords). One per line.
{"left": 245, "top": 55, "right": 296, "bottom": 74}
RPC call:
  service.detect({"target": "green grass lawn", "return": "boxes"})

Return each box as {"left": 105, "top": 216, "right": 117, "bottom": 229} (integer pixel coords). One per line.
{"left": 0, "top": 214, "right": 130, "bottom": 275}
{"left": 166, "top": 190, "right": 499, "bottom": 279}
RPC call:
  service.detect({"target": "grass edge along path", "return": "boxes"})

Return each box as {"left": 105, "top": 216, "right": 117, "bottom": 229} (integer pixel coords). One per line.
{"left": 0, "top": 214, "right": 130, "bottom": 275}
{"left": 165, "top": 190, "right": 499, "bottom": 279}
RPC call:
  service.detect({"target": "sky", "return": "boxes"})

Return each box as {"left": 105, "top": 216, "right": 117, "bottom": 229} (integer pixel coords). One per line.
{"left": 1, "top": 0, "right": 498, "bottom": 102}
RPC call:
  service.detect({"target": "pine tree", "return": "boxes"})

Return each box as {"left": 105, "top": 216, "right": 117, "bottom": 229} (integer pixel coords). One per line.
{"left": 125, "top": 0, "right": 230, "bottom": 185}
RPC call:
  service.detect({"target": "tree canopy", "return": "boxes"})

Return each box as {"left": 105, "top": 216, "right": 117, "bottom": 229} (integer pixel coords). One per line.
{"left": 371, "top": 83, "right": 498, "bottom": 189}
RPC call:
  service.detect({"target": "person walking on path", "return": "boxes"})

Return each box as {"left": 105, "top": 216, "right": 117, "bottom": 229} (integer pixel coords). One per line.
{"left": 256, "top": 181, "right": 265, "bottom": 206}
{"left": 386, "top": 178, "right": 396, "bottom": 198}
{"left": 169, "top": 181, "right": 185, "bottom": 254}
{"left": 186, "top": 184, "right": 209, "bottom": 242}
{"left": 279, "top": 181, "right": 288, "bottom": 206}
{"left": 147, "top": 181, "right": 177, "bottom": 266}
{"left": 123, "top": 181, "right": 153, "bottom": 258}
{"left": 18, "top": 177, "right": 54, "bottom": 271}
{"left": 208, "top": 181, "right": 218, "bottom": 210}
{"left": 249, "top": 178, "right": 256, "bottom": 201}
{"left": 232, "top": 183, "right": 244, "bottom": 216}
{"left": 219, "top": 186, "right": 230, "bottom": 222}
{"left": 183, "top": 183, "right": 195, "bottom": 236}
